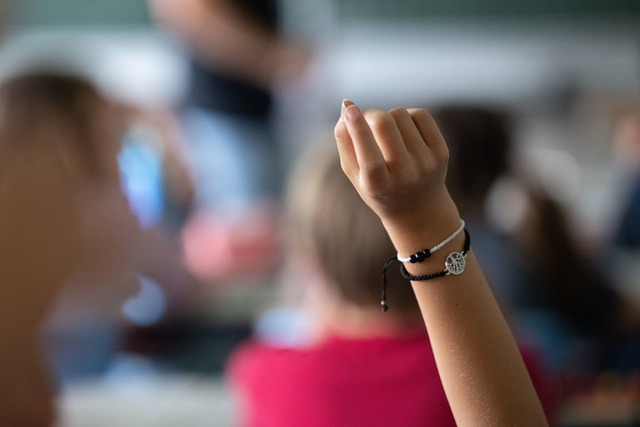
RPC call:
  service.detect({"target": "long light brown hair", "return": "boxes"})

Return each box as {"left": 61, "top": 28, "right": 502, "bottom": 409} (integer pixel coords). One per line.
{"left": 0, "top": 72, "right": 122, "bottom": 186}
{"left": 0, "top": 72, "right": 135, "bottom": 426}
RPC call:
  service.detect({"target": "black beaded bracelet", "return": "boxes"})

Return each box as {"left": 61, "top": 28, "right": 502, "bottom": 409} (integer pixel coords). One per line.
{"left": 400, "top": 229, "right": 470, "bottom": 280}
{"left": 381, "top": 229, "right": 471, "bottom": 312}
{"left": 397, "top": 220, "right": 465, "bottom": 263}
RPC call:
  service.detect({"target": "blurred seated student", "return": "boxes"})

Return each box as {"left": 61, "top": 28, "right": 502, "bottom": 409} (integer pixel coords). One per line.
{"left": 430, "top": 105, "right": 523, "bottom": 313}
{"left": 433, "top": 105, "right": 638, "bottom": 375}
{"left": 611, "top": 109, "right": 640, "bottom": 250}
{"left": 507, "top": 179, "right": 640, "bottom": 374}
{"left": 0, "top": 71, "right": 185, "bottom": 425}
{"left": 605, "top": 109, "right": 640, "bottom": 371}
{"left": 227, "top": 121, "right": 553, "bottom": 426}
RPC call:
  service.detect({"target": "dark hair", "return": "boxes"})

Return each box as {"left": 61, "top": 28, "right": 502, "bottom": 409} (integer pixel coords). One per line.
{"left": 432, "top": 105, "right": 513, "bottom": 216}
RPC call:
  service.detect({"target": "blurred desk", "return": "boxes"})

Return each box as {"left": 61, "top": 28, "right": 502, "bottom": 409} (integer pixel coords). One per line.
{"left": 56, "top": 373, "right": 236, "bottom": 427}
{"left": 559, "top": 401, "right": 640, "bottom": 427}
{"left": 557, "top": 372, "right": 640, "bottom": 427}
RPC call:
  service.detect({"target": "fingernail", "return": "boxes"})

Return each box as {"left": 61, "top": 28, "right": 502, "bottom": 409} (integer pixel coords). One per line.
{"left": 341, "top": 99, "right": 356, "bottom": 120}
{"left": 344, "top": 104, "right": 360, "bottom": 121}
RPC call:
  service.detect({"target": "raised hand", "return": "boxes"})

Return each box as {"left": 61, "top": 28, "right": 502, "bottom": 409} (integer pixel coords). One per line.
{"left": 334, "top": 100, "right": 548, "bottom": 426}
{"left": 334, "top": 99, "right": 460, "bottom": 256}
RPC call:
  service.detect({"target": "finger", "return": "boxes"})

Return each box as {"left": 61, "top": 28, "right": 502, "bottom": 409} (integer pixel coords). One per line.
{"left": 407, "top": 108, "right": 449, "bottom": 163}
{"left": 334, "top": 110, "right": 358, "bottom": 178}
{"left": 341, "top": 98, "right": 355, "bottom": 120}
{"left": 361, "top": 108, "right": 408, "bottom": 166}
{"left": 389, "top": 107, "right": 430, "bottom": 159}
{"left": 343, "top": 103, "right": 388, "bottom": 179}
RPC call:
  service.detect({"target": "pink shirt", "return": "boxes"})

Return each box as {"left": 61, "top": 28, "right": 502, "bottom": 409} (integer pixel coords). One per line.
{"left": 228, "top": 329, "right": 555, "bottom": 426}
{"left": 227, "top": 331, "right": 457, "bottom": 427}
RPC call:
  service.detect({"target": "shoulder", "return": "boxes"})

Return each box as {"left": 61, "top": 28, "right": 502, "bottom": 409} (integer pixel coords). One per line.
{"left": 227, "top": 332, "right": 438, "bottom": 387}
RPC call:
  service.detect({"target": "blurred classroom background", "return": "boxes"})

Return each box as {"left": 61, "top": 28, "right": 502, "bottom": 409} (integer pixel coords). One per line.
{"left": 2, "top": 0, "right": 640, "bottom": 426}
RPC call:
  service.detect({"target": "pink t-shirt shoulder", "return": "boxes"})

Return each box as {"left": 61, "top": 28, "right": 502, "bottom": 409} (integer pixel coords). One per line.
{"left": 227, "top": 332, "right": 456, "bottom": 427}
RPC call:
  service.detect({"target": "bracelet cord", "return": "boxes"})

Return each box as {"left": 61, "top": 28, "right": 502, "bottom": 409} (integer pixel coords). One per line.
{"left": 381, "top": 229, "right": 470, "bottom": 312}
{"left": 397, "top": 219, "right": 465, "bottom": 263}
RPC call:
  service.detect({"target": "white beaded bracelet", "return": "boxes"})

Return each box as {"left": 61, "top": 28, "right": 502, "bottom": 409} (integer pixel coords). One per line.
{"left": 396, "top": 219, "right": 466, "bottom": 263}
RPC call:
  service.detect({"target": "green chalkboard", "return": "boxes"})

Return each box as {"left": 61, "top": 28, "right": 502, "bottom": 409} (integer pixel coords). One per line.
{"left": 339, "top": 0, "right": 640, "bottom": 21}
{"left": 7, "top": 0, "right": 640, "bottom": 29}
{"left": 8, "top": 0, "right": 151, "bottom": 28}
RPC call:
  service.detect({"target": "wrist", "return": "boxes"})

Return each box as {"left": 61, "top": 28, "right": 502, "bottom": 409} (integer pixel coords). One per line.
{"left": 382, "top": 191, "right": 461, "bottom": 257}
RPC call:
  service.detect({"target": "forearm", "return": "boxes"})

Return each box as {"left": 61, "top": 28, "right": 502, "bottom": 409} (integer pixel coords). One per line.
{"left": 410, "top": 248, "right": 545, "bottom": 424}
{"left": 149, "top": 0, "right": 303, "bottom": 89}
{"left": 384, "top": 198, "right": 545, "bottom": 425}
{"left": 336, "top": 102, "right": 548, "bottom": 426}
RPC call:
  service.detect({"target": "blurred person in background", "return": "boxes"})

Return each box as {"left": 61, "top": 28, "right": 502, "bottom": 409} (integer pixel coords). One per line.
{"left": 147, "top": 0, "right": 310, "bottom": 281}
{"left": 507, "top": 180, "right": 637, "bottom": 374}
{"left": 431, "top": 105, "right": 522, "bottom": 312}
{"left": 434, "top": 105, "right": 638, "bottom": 376}
{"left": 0, "top": 71, "right": 187, "bottom": 425}
{"left": 601, "top": 108, "right": 640, "bottom": 375}
{"left": 611, "top": 109, "right": 640, "bottom": 251}
{"left": 225, "top": 141, "right": 554, "bottom": 426}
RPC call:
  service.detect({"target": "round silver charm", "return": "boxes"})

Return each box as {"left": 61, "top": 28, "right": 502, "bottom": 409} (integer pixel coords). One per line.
{"left": 444, "top": 252, "right": 466, "bottom": 275}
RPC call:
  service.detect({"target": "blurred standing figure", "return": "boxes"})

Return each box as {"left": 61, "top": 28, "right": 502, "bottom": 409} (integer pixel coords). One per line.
{"left": 148, "top": 0, "right": 309, "bottom": 280}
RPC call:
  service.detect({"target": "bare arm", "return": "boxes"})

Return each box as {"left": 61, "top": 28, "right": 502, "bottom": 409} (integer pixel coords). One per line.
{"left": 335, "top": 100, "right": 548, "bottom": 426}
{"left": 147, "top": 0, "right": 308, "bottom": 90}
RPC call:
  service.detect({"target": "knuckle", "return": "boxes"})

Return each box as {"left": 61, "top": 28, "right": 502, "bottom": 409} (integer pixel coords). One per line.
{"left": 334, "top": 119, "right": 346, "bottom": 140}
{"left": 364, "top": 110, "right": 394, "bottom": 134}
{"left": 408, "top": 107, "right": 430, "bottom": 119}
{"left": 339, "top": 157, "right": 358, "bottom": 181}
{"left": 361, "top": 173, "right": 388, "bottom": 196}
{"left": 440, "top": 145, "right": 450, "bottom": 162}
{"left": 409, "top": 108, "right": 433, "bottom": 126}
{"left": 389, "top": 107, "right": 409, "bottom": 119}
{"left": 338, "top": 157, "right": 350, "bottom": 175}
{"left": 359, "top": 162, "right": 389, "bottom": 193}
{"left": 435, "top": 142, "right": 450, "bottom": 164}
{"left": 397, "top": 167, "right": 421, "bottom": 185}
{"left": 359, "top": 157, "right": 386, "bottom": 177}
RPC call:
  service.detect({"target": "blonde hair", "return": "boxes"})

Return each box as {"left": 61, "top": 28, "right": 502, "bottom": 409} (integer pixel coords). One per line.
{"left": 285, "top": 141, "right": 419, "bottom": 314}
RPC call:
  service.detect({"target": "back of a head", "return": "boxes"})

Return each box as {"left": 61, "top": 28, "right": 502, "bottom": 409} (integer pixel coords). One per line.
{"left": 0, "top": 74, "right": 111, "bottom": 337}
{"left": 432, "top": 105, "right": 513, "bottom": 216}
{"left": 285, "top": 142, "right": 419, "bottom": 314}
{"left": 0, "top": 72, "right": 117, "bottom": 183}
